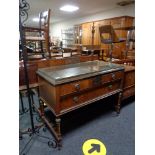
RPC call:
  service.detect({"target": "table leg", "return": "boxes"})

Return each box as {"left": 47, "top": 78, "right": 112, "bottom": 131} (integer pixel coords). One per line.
{"left": 55, "top": 118, "right": 62, "bottom": 150}
{"left": 116, "top": 92, "right": 122, "bottom": 114}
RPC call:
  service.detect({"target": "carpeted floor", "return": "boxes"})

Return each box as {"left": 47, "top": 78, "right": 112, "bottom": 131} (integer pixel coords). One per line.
{"left": 19, "top": 92, "right": 135, "bottom": 155}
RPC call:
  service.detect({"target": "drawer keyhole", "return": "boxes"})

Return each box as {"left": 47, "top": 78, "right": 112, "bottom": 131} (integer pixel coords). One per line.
{"left": 108, "top": 84, "right": 113, "bottom": 89}
{"left": 111, "top": 73, "right": 116, "bottom": 80}
{"left": 73, "top": 96, "right": 79, "bottom": 103}
{"left": 75, "top": 83, "right": 80, "bottom": 91}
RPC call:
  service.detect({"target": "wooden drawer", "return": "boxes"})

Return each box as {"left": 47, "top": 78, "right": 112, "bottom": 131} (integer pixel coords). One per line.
{"left": 59, "top": 71, "right": 123, "bottom": 96}
{"left": 101, "top": 71, "right": 123, "bottom": 83}
{"left": 60, "top": 81, "right": 121, "bottom": 112}
{"left": 59, "top": 78, "right": 92, "bottom": 96}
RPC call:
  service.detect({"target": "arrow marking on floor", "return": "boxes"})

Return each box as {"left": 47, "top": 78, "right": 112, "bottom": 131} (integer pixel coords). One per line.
{"left": 88, "top": 143, "right": 100, "bottom": 154}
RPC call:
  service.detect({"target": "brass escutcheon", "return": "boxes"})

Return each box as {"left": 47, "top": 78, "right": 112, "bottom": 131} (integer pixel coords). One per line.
{"left": 111, "top": 73, "right": 116, "bottom": 79}
{"left": 73, "top": 96, "right": 79, "bottom": 103}
{"left": 74, "top": 83, "right": 80, "bottom": 91}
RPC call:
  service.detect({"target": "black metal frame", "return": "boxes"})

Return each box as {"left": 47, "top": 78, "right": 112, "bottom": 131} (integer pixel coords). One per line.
{"left": 19, "top": 91, "right": 29, "bottom": 115}
{"left": 19, "top": 1, "right": 58, "bottom": 154}
{"left": 19, "top": 0, "right": 30, "bottom": 24}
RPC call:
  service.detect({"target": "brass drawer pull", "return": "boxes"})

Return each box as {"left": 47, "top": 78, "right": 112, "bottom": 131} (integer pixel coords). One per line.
{"left": 111, "top": 73, "right": 116, "bottom": 80}
{"left": 108, "top": 84, "right": 113, "bottom": 89}
{"left": 73, "top": 96, "right": 79, "bottom": 103}
{"left": 74, "top": 83, "right": 80, "bottom": 91}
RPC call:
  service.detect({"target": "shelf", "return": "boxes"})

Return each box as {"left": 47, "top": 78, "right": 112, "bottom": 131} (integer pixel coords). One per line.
{"left": 61, "top": 27, "right": 75, "bottom": 47}
{"left": 62, "top": 33, "right": 74, "bottom": 35}
{"left": 62, "top": 39, "right": 74, "bottom": 41}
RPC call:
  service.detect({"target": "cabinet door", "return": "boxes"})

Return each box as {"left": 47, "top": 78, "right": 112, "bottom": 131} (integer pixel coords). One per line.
{"left": 74, "top": 25, "right": 82, "bottom": 44}
{"left": 81, "top": 22, "right": 93, "bottom": 45}
{"left": 93, "top": 21, "right": 100, "bottom": 45}
{"left": 82, "top": 21, "right": 106, "bottom": 46}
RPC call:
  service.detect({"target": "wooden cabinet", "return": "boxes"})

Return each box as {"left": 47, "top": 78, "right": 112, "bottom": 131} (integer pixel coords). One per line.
{"left": 80, "top": 16, "right": 134, "bottom": 59}
{"left": 122, "top": 65, "right": 135, "bottom": 100}
{"left": 112, "top": 60, "right": 135, "bottom": 100}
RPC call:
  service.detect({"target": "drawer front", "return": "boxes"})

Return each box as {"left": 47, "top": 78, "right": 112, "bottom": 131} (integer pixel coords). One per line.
{"left": 101, "top": 71, "right": 123, "bottom": 83}
{"left": 124, "top": 71, "right": 135, "bottom": 88}
{"left": 60, "top": 81, "right": 121, "bottom": 112}
{"left": 59, "top": 71, "right": 123, "bottom": 97}
{"left": 59, "top": 79, "right": 92, "bottom": 96}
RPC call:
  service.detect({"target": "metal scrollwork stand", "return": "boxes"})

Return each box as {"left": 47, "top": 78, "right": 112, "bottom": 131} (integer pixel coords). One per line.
{"left": 19, "top": 1, "right": 58, "bottom": 154}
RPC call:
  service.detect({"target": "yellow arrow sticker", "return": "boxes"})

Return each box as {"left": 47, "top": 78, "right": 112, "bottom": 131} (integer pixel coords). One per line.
{"left": 82, "top": 139, "right": 106, "bottom": 155}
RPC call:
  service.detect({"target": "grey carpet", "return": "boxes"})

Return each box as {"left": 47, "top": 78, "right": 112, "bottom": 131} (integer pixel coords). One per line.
{"left": 19, "top": 92, "right": 135, "bottom": 155}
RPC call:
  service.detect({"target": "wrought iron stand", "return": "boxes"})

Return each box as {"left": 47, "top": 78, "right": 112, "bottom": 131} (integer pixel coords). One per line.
{"left": 19, "top": 1, "right": 58, "bottom": 154}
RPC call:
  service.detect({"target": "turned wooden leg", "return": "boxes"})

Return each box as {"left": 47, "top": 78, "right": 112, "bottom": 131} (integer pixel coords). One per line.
{"left": 55, "top": 118, "right": 62, "bottom": 150}
{"left": 116, "top": 92, "right": 122, "bottom": 114}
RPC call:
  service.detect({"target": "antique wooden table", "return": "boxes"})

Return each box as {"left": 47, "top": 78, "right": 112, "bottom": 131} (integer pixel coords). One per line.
{"left": 36, "top": 60, "right": 124, "bottom": 148}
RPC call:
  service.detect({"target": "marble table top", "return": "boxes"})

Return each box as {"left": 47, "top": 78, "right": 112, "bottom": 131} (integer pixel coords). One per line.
{"left": 37, "top": 60, "right": 124, "bottom": 85}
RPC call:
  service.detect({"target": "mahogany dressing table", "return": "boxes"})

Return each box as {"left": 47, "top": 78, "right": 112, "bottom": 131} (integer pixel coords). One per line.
{"left": 36, "top": 60, "right": 124, "bottom": 148}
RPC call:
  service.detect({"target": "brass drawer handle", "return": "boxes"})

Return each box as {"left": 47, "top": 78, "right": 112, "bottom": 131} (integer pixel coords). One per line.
{"left": 111, "top": 73, "right": 116, "bottom": 80}
{"left": 73, "top": 96, "right": 79, "bottom": 103}
{"left": 108, "top": 84, "right": 113, "bottom": 89}
{"left": 74, "top": 83, "right": 80, "bottom": 91}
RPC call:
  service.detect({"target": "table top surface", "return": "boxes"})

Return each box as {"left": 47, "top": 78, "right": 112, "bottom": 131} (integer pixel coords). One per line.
{"left": 37, "top": 60, "right": 124, "bottom": 85}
